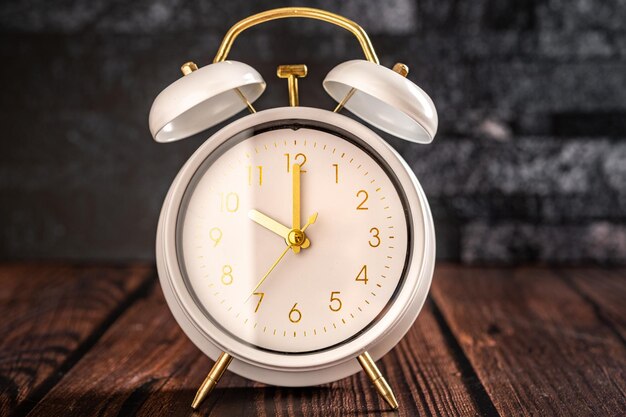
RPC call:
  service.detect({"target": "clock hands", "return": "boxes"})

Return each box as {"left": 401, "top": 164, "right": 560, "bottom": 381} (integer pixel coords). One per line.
{"left": 247, "top": 245, "right": 290, "bottom": 300}
{"left": 291, "top": 163, "right": 303, "bottom": 253}
{"left": 246, "top": 212, "right": 317, "bottom": 299}
{"left": 247, "top": 209, "right": 310, "bottom": 249}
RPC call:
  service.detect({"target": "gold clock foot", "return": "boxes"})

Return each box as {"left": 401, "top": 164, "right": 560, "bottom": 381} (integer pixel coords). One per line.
{"left": 191, "top": 352, "right": 233, "bottom": 409}
{"left": 357, "top": 351, "right": 399, "bottom": 410}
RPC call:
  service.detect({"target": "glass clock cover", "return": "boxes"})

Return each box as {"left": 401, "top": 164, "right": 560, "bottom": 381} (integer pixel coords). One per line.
{"left": 177, "top": 120, "right": 411, "bottom": 353}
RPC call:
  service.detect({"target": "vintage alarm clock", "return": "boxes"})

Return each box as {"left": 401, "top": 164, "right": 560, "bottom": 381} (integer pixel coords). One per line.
{"left": 148, "top": 7, "right": 437, "bottom": 411}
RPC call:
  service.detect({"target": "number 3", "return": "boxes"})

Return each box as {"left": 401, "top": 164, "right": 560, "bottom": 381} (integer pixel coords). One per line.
{"left": 369, "top": 227, "right": 380, "bottom": 247}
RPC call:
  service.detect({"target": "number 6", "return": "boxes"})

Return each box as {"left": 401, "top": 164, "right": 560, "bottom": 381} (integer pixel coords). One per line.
{"left": 289, "top": 303, "right": 302, "bottom": 323}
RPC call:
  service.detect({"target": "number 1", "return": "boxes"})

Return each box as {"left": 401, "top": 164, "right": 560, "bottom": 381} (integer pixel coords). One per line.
{"left": 248, "top": 165, "right": 263, "bottom": 186}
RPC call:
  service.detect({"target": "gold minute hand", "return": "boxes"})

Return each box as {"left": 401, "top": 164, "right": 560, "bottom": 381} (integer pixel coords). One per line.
{"left": 247, "top": 212, "right": 318, "bottom": 299}
{"left": 247, "top": 209, "right": 310, "bottom": 249}
{"left": 292, "top": 163, "right": 301, "bottom": 253}
{"left": 247, "top": 245, "right": 291, "bottom": 299}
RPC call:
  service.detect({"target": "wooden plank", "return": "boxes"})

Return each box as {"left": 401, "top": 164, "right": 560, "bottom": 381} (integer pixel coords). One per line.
{"left": 431, "top": 265, "right": 626, "bottom": 417}
{"left": 566, "top": 268, "right": 626, "bottom": 342}
{"left": 0, "top": 263, "right": 153, "bottom": 416}
{"left": 27, "top": 284, "right": 488, "bottom": 416}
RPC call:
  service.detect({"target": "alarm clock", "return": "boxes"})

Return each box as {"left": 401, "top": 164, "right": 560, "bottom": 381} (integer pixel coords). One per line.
{"left": 148, "top": 7, "right": 437, "bottom": 411}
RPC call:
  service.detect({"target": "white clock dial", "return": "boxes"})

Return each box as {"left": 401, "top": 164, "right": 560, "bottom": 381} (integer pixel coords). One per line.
{"left": 178, "top": 122, "right": 410, "bottom": 353}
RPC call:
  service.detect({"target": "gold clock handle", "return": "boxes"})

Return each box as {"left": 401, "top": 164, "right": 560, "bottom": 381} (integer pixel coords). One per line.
{"left": 212, "top": 7, "right": 379, "bottom": 64}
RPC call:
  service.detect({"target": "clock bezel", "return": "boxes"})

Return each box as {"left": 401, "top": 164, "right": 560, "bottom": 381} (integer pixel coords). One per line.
{"left": 156, "top": 106, "right": 435, "bottom": 386}
{"left": 176, "top": 118, "right": 411, "bottom": 355}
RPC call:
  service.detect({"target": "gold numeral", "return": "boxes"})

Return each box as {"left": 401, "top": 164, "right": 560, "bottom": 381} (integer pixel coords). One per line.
{"left": 248, "top": 165, "right": 263, "bottom": 186}
{"left": 369, "top": 227, "right": 381, "bottom": 247}
{"left": 221, "top": 264, "right": 233, "bottom": 285}
{"left": 289, "top": 303, "right": 302, "bottom": 323}
{"left": 329, "top": 291, "right": 342, "bottom": 312}
{"left": 285, "top": 153, "right": 307, "bottom": 172}
{"left": 356, "top": 190, "right": 368, "bottom": 210}
{"left": 332, "top": 163, "right": 339, "bottom": 183}
{"left": 253, "top": 292, "right": 264, "bottom": 313}
{"left": 209, "top": 227, "right": 223, "bottom": 247}
{"left": 219, "top": 192, "right": 239, "bottom": 212}
{"left": 355, "top": 265, "right": 368, "bottom": 284}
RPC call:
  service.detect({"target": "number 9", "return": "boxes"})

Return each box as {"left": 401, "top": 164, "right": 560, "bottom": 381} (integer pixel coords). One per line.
{"left": 209, "top": 227, "right": 223, "bottom": 247}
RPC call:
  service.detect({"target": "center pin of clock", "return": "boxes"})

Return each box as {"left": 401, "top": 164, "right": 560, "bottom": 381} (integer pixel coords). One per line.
{"left": 287, "top": 229, "right": 306, "bottom": 247}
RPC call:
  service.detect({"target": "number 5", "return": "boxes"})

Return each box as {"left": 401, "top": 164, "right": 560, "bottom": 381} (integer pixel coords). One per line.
{"left": 329, "top": 291, "right": 342, "bottom": 312}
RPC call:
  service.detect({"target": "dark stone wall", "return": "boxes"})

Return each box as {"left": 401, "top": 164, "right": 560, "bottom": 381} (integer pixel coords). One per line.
{"left": 1, "top": 0, "right": 625, "bottom": 263}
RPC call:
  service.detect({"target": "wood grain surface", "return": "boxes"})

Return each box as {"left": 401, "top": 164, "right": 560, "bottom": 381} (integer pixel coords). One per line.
{"left": 567, "top": 268, "right": 626, "bottom": 342}
{"left": 0, "top": 264, "right": 153, "bottom": 416}
{"left": 1, "top": 264, "right": 624, "bottom": 417}
{"left": 25, "top": 286, "right": 488, "bottom": 417}
{"left": 431, "top": 265, "right": 626, "bottom": 417}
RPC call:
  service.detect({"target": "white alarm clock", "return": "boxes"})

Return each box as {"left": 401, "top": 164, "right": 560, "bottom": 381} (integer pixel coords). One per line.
{"left": 148, "top": 7, "right": 437, "bottom": 411}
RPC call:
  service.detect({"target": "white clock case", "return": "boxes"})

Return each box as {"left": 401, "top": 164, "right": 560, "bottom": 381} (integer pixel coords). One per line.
{"left": 156, "top": 106, "right": 435, "bottom": 387}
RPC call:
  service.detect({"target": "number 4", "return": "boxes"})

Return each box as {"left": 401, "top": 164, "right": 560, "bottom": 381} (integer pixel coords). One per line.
{"left": 355, "top": 265, "right": 368, "bottom": 284}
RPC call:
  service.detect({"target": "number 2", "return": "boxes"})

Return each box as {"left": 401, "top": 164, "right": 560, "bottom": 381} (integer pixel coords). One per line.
{"left": 356, "top": 190, "right": 368, "bottom": 210}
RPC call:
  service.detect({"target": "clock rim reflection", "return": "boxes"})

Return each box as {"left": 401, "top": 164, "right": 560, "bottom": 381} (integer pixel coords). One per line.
{"left": 157, "top": 107, "right": 434, "bottom": 385}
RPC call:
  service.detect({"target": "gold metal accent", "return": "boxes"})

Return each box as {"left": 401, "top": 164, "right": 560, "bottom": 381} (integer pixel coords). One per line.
{"left": 292, "top": 163, "right": 302, "bottom": 251}
{"left": 213, "top": 7, "right": 379, "bottom": 64}
{"left": 248, "top": 213, "right": 318, "bottom": 297}
{"left": 392, "top": 62, "right": 409, "bottom": 77}
{"left": 249, "top": 209, "right": 291, "bottom": 237}
{"left": 287, "top": 229, "right": 305, "bottom": 246}
{"left": 234, "top": 88, "right": 256, "bottom": 113}
{"left": 333, "top": 88, "right": 357, "bottom": 113}
{"left": 249, "top": 245, "right": 291, "bottom": 297}
{"left": 191, "top": 352, "right": 233, "bottom": 409}
{"left": 180, "top": 61, "right": 198, "bottom": 76}
{"left": 247, "top": 209, "right": 310, "bottom": 248}
{"left": 277, "top": 64, "right": 308, "bottom": 107}
{"left": 357, "top": 352, "right": 399, "bottom": 410}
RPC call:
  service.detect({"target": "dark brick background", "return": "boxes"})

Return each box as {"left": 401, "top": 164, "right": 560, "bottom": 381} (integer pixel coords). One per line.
{"left": 1, "top": 0, "right": 625, "bottom": 264}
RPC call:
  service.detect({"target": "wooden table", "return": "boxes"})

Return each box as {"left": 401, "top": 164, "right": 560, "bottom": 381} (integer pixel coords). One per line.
{"left": 1, "top": 264, "right": 624, "bottom": 416}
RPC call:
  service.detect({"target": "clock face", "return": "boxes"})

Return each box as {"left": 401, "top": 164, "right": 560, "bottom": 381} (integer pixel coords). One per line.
{"left": 177, "top": 120, "right": 411, "bottom": 353}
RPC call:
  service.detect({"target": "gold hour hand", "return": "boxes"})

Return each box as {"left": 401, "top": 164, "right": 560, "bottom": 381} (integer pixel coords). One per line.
{"left": 248, "top": 209, "right": 310, "bottom": 249}
{"left": 248, "top": 209, "right": 290, "bottom": 238}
